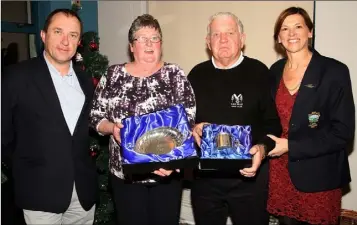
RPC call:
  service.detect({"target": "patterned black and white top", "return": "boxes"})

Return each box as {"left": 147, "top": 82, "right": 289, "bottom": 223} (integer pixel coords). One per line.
{"left": 90, "top": 63, "right": 196, "bottom": 179}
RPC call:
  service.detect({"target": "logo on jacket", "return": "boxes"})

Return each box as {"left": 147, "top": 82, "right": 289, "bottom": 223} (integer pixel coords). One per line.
{"left": 304, "top": 84, "right": 316, "bottom": 88}
{"left": 308, "top": 112, "right": 320, "bottom": 128}
{"left": 231, "top": 94, "right": 243, "bottom": 108}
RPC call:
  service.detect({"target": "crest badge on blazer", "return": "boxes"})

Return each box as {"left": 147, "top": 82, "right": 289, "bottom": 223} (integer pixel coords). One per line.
{"left": 308, "top": 112, "right": 320, "bottom": 128}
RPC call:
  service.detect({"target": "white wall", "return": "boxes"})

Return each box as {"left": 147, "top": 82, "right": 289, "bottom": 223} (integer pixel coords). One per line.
{"left": 98, "top": 1, "right": 147, "bottom": 65}
{"left": 148, "top": 1, "right": 313, "bottom": 74}
{"left": 315, "top": 1, "right": 357, "bottom": 211}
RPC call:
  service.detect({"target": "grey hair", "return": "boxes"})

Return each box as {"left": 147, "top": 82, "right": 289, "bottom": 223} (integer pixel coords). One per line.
{"left": 128, "top": 14, "right": 162, "bottom": 44}
{"left": 207, "top": 12, "right": 244, "bottom": 35}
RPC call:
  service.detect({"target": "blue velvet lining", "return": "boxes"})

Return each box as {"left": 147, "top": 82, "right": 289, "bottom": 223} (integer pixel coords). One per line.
{"left": 200, "top": 124, "right": 252, "bottom": 159}
{"left": 120, "top": 104, "right": 196, "bottom": 164}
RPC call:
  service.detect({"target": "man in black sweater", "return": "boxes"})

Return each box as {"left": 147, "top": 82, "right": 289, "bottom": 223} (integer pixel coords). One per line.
{"left": 188, "top": 12, "right": 282, "bottom": 225}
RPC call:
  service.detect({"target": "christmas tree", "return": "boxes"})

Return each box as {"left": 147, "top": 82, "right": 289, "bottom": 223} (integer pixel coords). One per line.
{"left": 75, "top": 31, "right": 115, "bottom": 225}
{"left": 71, "top": 2, "right": 114, "bottom": 222}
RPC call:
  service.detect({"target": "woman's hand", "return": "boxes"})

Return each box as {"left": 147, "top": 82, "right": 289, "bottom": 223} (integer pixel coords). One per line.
{"left": 112, "top": 123, "right": 123, "bottom": 144}
{"left": 153, "top": 168, "right": 180, "bottom": 177}
{"left": 97, "top": 120, "right": 123, "bottom": 144}
{"left": 267, "top": 134, "right": 289, "bottom": 157}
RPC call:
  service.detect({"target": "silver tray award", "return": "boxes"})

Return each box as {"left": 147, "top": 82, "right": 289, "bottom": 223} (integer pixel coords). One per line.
{"left": 134, "top": 127, "right": 184, "bottom": 155}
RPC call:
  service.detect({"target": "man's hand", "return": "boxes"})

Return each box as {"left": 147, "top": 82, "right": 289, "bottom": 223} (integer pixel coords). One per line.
{"left": 192, "top": 122, "right": 209, "bottom": 146}
{"left": 112, "top": 123, "right": 124, "bottom": 144}
{"left": 240, "top": 144, "right": 266, "bottom": 177}
{"left": 153, "top": 168, "right": 180, "bottom": 177}
{"left": 267, "top": 134, "right": 288, "bottom": 157}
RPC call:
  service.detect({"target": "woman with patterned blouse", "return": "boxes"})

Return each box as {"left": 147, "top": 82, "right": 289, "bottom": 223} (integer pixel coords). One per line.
{"left": 90, "top": 14, "right": 196, "bottom": 225}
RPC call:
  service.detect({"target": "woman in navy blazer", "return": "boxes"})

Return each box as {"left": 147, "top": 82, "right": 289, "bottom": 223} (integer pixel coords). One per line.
{"left": 266, "top": 7, "right": 354, "bottom": 225}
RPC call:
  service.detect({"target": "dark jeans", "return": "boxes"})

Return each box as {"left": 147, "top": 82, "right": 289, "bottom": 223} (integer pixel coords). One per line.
{"left": 111, "top": 174, "right": 182, "bottom": 225}
{"left": 191, "top": 170, "right": 269, "bottom": 225}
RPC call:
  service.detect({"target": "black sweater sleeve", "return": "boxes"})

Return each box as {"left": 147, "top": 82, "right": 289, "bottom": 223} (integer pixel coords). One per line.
{"left": 255, "top": 66, "right": 282, "bottom": 152}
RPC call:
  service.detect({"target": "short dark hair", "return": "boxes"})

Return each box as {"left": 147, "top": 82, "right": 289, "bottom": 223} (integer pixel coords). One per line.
{"left": 274, "top": 7, "right": 313, "bottom": 50}
{"left": 128, "top": 14, "right": 162, "bottom": 44}
{"left": 42, "top": 8, "right": 83, "bottom": 36}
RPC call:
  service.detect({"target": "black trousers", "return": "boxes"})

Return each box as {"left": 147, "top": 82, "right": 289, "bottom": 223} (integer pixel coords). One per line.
{"left": 191, "top": 163, "right": 269, "bottom": 225}
{"left": 111, "top": 174, "right": 182, "bottom": 225}
{"left": 1, "top": 165, "right": 26, "bottom": 225}
{"left": 279, "top": 216, "right": 313, "bottom": 225}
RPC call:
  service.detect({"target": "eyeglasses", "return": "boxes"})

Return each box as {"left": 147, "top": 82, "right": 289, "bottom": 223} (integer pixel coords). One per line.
{"left": 134, "top": 36, "right": 161, "bottom": 43}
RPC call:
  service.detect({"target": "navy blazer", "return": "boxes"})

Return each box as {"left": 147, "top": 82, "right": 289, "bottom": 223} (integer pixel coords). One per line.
{"left": 1, "top": 56, "right": 98, "bottom": 213}
{"left": 270, "top": 50, "right": 353, "bottom": 193}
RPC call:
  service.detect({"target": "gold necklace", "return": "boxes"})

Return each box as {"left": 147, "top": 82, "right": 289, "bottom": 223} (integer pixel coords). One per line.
{"left": 283, "top": 63, "right": 303, "bottom": 92}
{"left": 285, "top": 82, "right": 301, "bottom": 91}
